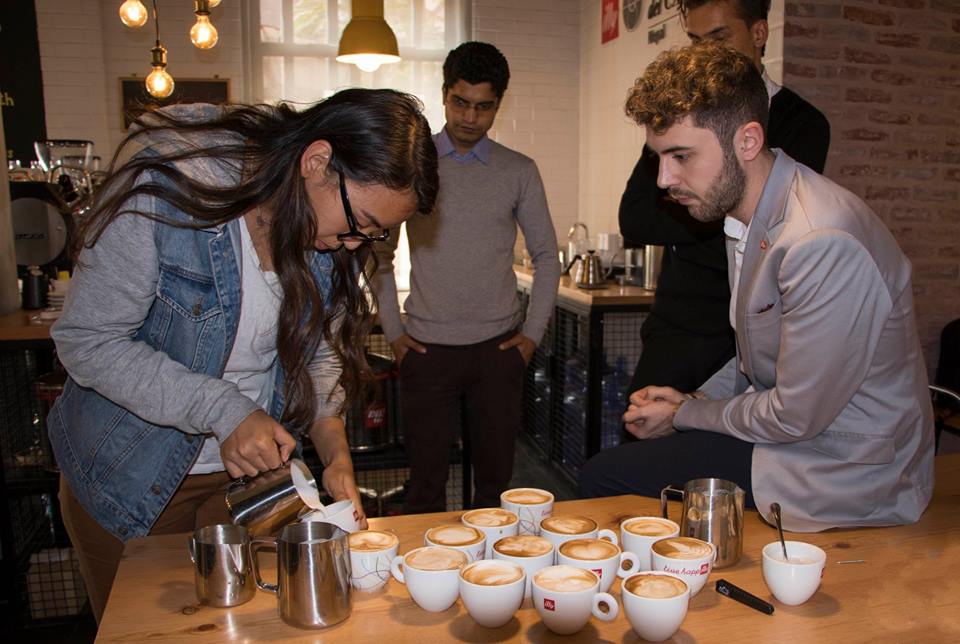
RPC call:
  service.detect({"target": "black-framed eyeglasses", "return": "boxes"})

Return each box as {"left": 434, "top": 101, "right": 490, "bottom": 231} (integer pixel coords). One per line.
{"left": 336, "top": 170, "right": 390, "bottom": 243}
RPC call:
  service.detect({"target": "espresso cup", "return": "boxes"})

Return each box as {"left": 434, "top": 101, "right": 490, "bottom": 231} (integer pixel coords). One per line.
{"left": 556, "top": 538, "right": 640, "bottom": 593}
{"left": 424, "top": 524, "right": 486, "bottom": 563}
{"left": 492, "top": 534, "right": 555, "bottom": 598}
{"left": 531, "top": 565, "right": 619, "bottom": 635}
{"left": 500, "top": 487, "right": 554, "bottom": 535}
{"left": 462, "top": 508, "right": 519, "bottom": 558}
{"left": 622, "top": 572, "right": 690, "bottom": 642}
{"left": 650, "top": 536, "right": 716, "bottom": 596}
{"left": 620, "top": 516, "right": 680, "bottom": 571}
{"left": 347, "top": 530, "right": 399, "bottom": 592}
{"left": 458, "top": 560, "right": 526, "bottom": 628}
{"left": 539, "top": 514, "right": 619, "bottom": 551}
{"left": 390, "top": 546, "right": 468, "bottom": 612}
{"left": 761, "top": 541, "right": 826, "bottom": 605}
{"left": 301, "top": 499, "right": 362, "bottom": 533}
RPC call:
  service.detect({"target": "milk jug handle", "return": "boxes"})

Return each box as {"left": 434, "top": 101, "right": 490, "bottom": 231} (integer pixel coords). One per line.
{"left": 251, "top": 536, "right": 279, "bottom": 593}
{"left": 660, "top": 485, "right": 684, "bottom": 521}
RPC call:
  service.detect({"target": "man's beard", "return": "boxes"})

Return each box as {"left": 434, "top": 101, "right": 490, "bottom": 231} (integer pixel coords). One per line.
{"left": 670, "top": 146, "right": 746, "bottom": 222}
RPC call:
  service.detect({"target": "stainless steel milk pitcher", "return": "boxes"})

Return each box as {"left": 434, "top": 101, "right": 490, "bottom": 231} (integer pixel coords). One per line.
{"left": 188, "top": 524, "right": 255, "bottom": 607}
{"left": 251, "top": 521, "right": 353, "bottom": 629}
{"left": 661, "top": 478, "right": 745, "bottom": 568}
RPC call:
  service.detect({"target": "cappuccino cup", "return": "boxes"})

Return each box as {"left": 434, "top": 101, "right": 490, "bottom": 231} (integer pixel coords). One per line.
{"left": 539, "top": 514, "right": 619, "bottom": 550}
{"left": 622, "top": 572, "right": 690, "bottom": 642}
{"left": 347, "top": 530, "right": 399, "bottom": 592}
{"left": 650, "top": 536, "right": 716, "bottom": 596}
{"left": 762, "top": 541, "right": 826, "bottom": 605}
{"left": 301, "top": 499, "right": 361, "bottom": 533}
{"left": 492, "top": 534, "right": 555, "bottom": 598}
{"left": 390, "top": 546, "right": 467, "bottom": 612}
{"left": 424, "top": 524, "right": 486, "bottom": 563}
{"left": 556, "top": 538, "right": 640, "bottom": 593}
{"left": 462, "top": 508, "right": 519, "bottom": 558}
{"left": 531, "top": 565, "right": 619, "bottom": 635}
{"left": 620, "top": 516, "right": 680, "bottom": 571}
{"left": 500, "top": 487, "right": 554, "bottom": 535}
{"left": 458, "top": 560, "right": 526, "bottom": 628}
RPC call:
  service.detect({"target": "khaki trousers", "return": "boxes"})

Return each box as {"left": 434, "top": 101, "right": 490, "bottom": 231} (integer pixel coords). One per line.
{"left": 59, "top": 471, "right": 233, "bottom": 624}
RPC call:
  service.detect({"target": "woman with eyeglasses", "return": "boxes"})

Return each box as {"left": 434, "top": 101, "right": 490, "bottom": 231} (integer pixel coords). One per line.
{"left": 47, "top": 88, "right": 438, "bottom": 622}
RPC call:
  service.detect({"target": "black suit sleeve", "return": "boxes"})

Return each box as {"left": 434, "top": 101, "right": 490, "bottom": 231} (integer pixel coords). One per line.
{"left": 768, "top": 88, "right": 831, "bottom": 174}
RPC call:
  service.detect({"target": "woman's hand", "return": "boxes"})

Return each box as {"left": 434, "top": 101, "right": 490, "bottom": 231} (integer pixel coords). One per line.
{"left": 220, "top": 410, "right": 297, "bottom": 478}
{"left": 309, "top": 416, "right": 368, "bottom": 530}
{"left": 321, "top": 460, "right": 368, "bottom": 530}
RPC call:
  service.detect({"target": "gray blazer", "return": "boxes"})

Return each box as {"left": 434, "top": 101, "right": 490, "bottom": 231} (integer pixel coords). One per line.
{"left": 674, "top": 150, "right": 935, "bottom": 532}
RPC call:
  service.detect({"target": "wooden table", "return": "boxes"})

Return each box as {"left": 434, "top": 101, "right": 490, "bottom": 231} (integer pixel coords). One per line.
{"left": 0, "top": 308, "right": 55, "bottom": 343}
{"left": 97, "top": 455, "right": 960, "bottom": 642}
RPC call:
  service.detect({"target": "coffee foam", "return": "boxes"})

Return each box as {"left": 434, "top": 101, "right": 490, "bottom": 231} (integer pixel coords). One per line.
{"left": 461, "top": 561, "right": 524, "bottom": 586}
{"left": 533, "top": 565, "right": 597, "bottom": 592}
{"left": 503, "top": 488, "right": 552, "bottom": 505}
{"left": 624, "top": 518, "right": 676, "bottom": 537}
{"left": 348, "top": 530, "right": 399, "bottom": 552}
{"left": 463, "top": 508, "right": 517, "bottom": 527}
{"left": 427, "top": 524, "right": 483, "bottom": 546}
{"left": 404, "top": 547, "right": 467, "bottom": 571}
{"left": 652, "top": 537, "right": 713, "bottom": 560}
{"left": 559, "top": 538, "right": 619, "bottom": 561}
{"left": 494, "top": 535, "right": 553, "bottom": 558}
{"left": 540, "top": 515, "right": 596, "bottom": 535}
{"left": 625, "top": 573, "right": 687, "bottom": 598}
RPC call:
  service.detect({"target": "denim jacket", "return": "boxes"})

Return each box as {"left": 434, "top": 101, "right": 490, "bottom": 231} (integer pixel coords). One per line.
{"left": 48, "top": 137, "right": 343, "bottom": 540}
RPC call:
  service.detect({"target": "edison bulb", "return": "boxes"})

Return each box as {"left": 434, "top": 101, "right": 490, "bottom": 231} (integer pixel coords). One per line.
{"left": 208, "top": 0, "right": 221, "bottom": 6}
{"left": 119, "top": 0, "right": 148, "bottom": 28}
{"left": 146, "top": 66, "right": 175, "bottom": 99}
{"left": 190, "top": 15, "right": 219, "bottom": 49}
{"left": 356, "top": 58, "right": 382, "bottom": 73}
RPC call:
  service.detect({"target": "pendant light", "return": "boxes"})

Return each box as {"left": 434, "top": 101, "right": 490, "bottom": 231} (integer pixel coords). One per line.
{"left": 190, "top": 0, "right": 219, "bottom": 49}
{"left": 337, "top": 0, "right": 401, "bottom": 73}
{"left": 118, "top": 0, "right": 148, "bottom": 27}
{"left": 145, "top": 1, "right": 174, "bottom": 99}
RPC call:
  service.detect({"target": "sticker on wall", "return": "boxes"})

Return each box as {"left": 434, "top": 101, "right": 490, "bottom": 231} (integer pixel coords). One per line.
{"left": 602, "top": 0, "right": 620, "bottom": 44}
{"left": 623, "top": 0, "right": 642, "bottom": 32}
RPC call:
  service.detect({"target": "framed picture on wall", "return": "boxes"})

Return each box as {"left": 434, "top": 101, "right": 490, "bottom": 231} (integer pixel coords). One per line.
{"left": 119, "top": 77, "right": 231, "bottom": 129}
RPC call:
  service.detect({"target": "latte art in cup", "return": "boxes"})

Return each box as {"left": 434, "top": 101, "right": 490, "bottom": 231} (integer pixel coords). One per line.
{"left": 463, "top": 508, "right": 517, "bottom": 527}
{"left": 625, "top": 573, "right": 688, "bottom": 599}
{"left": 540, "top": 515, "right": 596, "bottom": 535}
{"left": 502, "top": 489, "right": 552, "bottom": 504}
{"left": 559, "top": 538, "right": 620, "bottom": 561}
{"left": 348, "top": 530, "right": 399, "bottom": 552}
{"left": 426, "top": 524, "right": 484, "bottom": 546}
{"left": 623, "top": 517, "right": 677, "bottom": 537}
{"left": 533, "top": 565, "right": 597, "bottom": 592}
{"left": 652, "top": 536, "right": 714, "bottom": 559}
{"left": 494, "top": 535, "right": 553, "bottom": 558}
{"left": 461, "top": 560, "right": 525, "bottom": 586}
{"left": 404, "top": 546, "right": 468, "bottom": 571}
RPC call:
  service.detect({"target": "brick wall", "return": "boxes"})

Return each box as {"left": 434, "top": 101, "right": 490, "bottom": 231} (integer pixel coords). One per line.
{"left": 783, "top": 0, "right": 959, "bottom": 377}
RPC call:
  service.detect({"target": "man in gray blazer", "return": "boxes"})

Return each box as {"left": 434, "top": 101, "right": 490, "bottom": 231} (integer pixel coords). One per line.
{"left": 579, "top": 42, "right": 934, "bottom": 532}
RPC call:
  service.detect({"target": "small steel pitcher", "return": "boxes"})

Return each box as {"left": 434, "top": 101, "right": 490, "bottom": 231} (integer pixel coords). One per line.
{"left": 251, "top": 521, "right": 353, "bottom": 629}
{"left": 187, "top": 524, "right": 255, "bottom": 607}
{"left": 225, "top": 459, "right": 317, "bottom": 536}
{"left": 661, "top": 478, "right": 745, "bottom": 568}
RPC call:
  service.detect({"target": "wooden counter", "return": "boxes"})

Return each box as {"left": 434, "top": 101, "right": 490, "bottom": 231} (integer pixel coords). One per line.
{"left": 96, "top": 454, "right": 960, "bottom": 643}
{"left": 514, "top": 265, "right": 655, "bottom": 308}
{"left": 0, "top": 309, "right": 55, "bottom": 343}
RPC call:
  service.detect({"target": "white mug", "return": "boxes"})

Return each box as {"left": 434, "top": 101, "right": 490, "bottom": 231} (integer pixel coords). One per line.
{"left": 347, "top": 530, "right": 399, "bottom": 592}
{"left": 622, "top": 571, "right": 690, "bottom": 642}
{"left": 462, "top": 508, "right": 519, "bottom": 559}
{"left": 531, "top": 565, "right": 619, "bottom": 635}
{"left": 556, "top": 538, "right": 640, "bottom": 593}
{"left": 649, "top": 536, "right": 716, "bottom": 596}
{"left": 458, "top": 560, "right": 526, "bottom": 628}
{"left": 539, "top": 515, "right": 619, "bottom": 551}
{"left": 491, "top": 535, "right": 555, "bottom": 598}
{"left": 500, "top": 487, "right": 554, "bottom": 535}
{"left": 301, "top": 499, "right": 361, "bottom": 533}
{"left": 424, "top": 524, "right": 486, "bottom": 563}
{"left": 762, "top": 541, "right": 826, "bottom": 605}
{"left": 620, "top": 516, "right": 680, "bottom": 571}
{"left": 390, "top": 546, "right": 467, "bottom": 612}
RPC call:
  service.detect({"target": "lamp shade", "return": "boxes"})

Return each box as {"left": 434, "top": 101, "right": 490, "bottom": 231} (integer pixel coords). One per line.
{"left": 337, "top": 0, "right": 400, "bottom": 73}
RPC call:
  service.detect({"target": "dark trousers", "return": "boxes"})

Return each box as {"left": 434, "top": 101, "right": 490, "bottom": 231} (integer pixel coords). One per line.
{"left": 399, "top": 330, "right": 524, "bottom": 514}
{"left": 578, "top": 430, "right": 756, "bottom": 509}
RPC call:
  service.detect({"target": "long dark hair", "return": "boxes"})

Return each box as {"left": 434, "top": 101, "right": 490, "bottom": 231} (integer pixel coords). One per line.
{"left": 77, "top": 89, "right": 438, "bottom": 432}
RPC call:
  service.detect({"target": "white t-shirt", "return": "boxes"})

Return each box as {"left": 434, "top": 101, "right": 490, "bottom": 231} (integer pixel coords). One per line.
{"left": 189, "top": 218, "right": 282, "bottom": 474}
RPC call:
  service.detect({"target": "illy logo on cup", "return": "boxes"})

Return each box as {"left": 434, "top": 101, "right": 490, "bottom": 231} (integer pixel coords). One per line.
{"left": 700, "top": 563, "right": 709, "bottom": 574}
{"left": 592, "top": 568, "right": 603, "bottom": 578}
{"left": 353, "top": 510, "right": 360, "bottom": 521}
{"left": 543, "top": 598, "right": 556, "bottom": 611}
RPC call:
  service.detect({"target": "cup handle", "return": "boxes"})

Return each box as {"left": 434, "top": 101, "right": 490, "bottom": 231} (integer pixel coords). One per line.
{"left": 617, "top": 551, "right": 641, "bottom": 578}
{"left": 660, "top": 485, "right": 684, "bottom": 521}
{"left": 598, "top": 528, "right": 618, "bottom": 547}
{"left": 250, "top": 536, "right": 278, "bottom": 594}
{"left": 390, "top": 555, "right": 406, "bottom": 584}
{"left": 592, "top": 592, "right": 619, "bottom": 622}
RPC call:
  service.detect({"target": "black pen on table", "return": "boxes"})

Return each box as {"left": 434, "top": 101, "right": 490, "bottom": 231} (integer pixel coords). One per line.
{"left": 715, "top": 579, "right": 775, "bottom": 615}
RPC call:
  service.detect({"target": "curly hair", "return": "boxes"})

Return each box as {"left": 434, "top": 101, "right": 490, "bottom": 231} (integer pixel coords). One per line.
{"left": 678, "top": 0, "right": 770, "bottom": 26}
{"left": 624, "top": 42, "right": 769, "bottom": 150}
{"left": 443, "top": 41, "right": 510, "bottom": 98}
